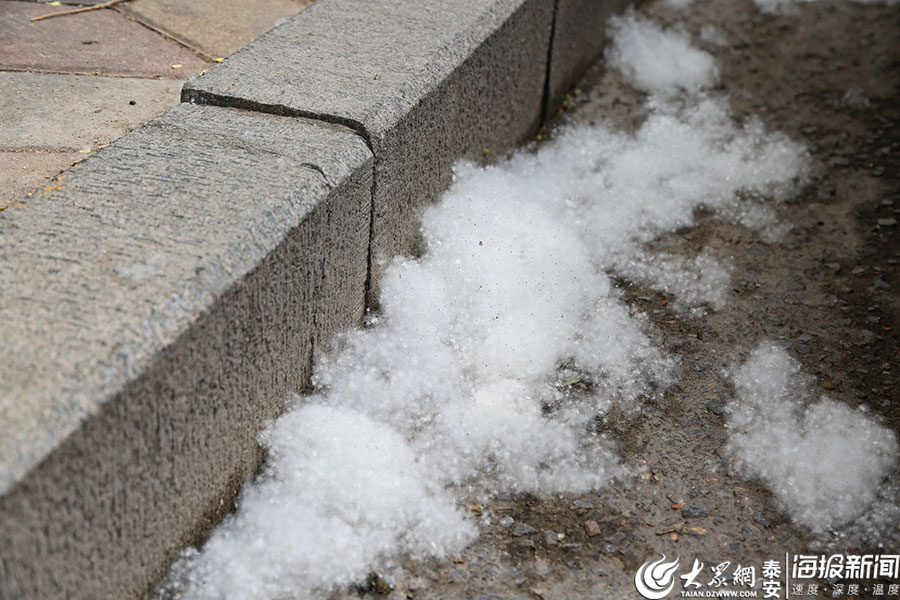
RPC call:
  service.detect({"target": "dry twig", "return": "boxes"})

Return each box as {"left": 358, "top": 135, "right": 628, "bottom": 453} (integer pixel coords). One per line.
{"left": 31, "top": 0, "right": 127, "bottom": 22}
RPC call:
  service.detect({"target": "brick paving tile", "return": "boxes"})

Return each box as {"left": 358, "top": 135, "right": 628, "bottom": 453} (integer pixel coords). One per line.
{"left": 1, "top": 0, "right": 111, "bottom": 4}
{"left": 0, "top": 1, "right": 207, "bottom": 78}
{"left": 0, "top": 72, "right": 181, "bottom": 151}
{"left": 0, "top": 151, "right": 82, "bottom": 210}
{"left": 120, "top": 0, "right": 314, "bottom": 59}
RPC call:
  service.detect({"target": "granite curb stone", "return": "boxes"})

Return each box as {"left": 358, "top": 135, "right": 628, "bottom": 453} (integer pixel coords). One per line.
{"left": 0, "top": 103, "right": 372, "bottom": 599}
{"left": 183, "top": 0, "right": 554, "bottom": 304}
{"left": 545, "top": 0, "right": 632, "bottom": 120}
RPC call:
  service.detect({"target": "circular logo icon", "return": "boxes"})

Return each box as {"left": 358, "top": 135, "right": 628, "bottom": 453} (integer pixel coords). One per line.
{"left": 634, "top": 554, "right": 680, "bottom": 599}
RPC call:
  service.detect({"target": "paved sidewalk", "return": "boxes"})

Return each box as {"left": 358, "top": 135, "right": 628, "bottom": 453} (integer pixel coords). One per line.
{"left": 0, "top": 0, "right": 313, "bottom": 210}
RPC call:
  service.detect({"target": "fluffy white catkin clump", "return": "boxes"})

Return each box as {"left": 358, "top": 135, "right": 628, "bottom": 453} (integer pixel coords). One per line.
{"left": 728, "top": 342, "right": 899, "bottom": 537}
{"left": 607, "top": 11, "right": 719, "bottom": 95}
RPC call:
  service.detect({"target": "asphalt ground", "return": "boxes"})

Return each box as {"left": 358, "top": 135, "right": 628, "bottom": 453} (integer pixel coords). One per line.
{"left": 318, "top": 1, "right": 900, "bottom": 598}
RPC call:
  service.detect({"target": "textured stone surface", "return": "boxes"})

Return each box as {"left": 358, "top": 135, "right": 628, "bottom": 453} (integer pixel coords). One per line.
{"left": 183, "top": 0, "right": 552, "bottom": 304}
{"left": 0, "top": 103, "right": 372, "bottom": 599}
{"left": 0, "top": 72, "right": 182, "bottom": 151}
{"left": 545, "top": 0, "right": 632, "bottom": 120}
{"left": 120, "top": 0, "right": 315, "bottom": 59}
{"left": 0, "top": 1, "right": 207, "bottom": 77}
{"left": 0, "top": 151, "right": 82, "bottom": 209}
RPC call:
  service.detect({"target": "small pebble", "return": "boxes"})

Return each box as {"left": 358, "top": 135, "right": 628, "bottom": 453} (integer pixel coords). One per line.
{"left": 542, "top": 530, "right": 558, "bottom": 547}
{"left": 692, "top": 362, "right": 711, "bottom": 372}
{"left": 499, "top": 516, "right": 514, "bottom": 528}
{"left": 878, "top": 217, "right": 897, "bottom": 226}
{"left": 681, "top": 505, "right": 709, "bottom": 519}
{"left": 512, "top": 523, "right": 538, "bottom": 537}
{"left": 584, "top": 520, "right": 601, "bottom": 537}
{"left": 705, "top": 401, "right": 725, "bottom": 416}
{"left": 572, "top": 498, "right": 593, "bottom": 510}
{"left": 605, "top": 531, "right": 627, "bottom": 543}
{"left": 752, "top": 511, "right": 771, "bottom": 527}
{"left": 656, "top": 523, "right": 681, "bottom": 535}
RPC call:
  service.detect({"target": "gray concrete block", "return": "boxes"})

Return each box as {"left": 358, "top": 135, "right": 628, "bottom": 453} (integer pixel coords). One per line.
{"left": 545, "top": 0, "right": 632, "bottom": 121}
{"left": 0, "top": 103, "right": 372, "bottom": 599}
{"left": 183, "top": 0, "right": 553, "bottom": 303}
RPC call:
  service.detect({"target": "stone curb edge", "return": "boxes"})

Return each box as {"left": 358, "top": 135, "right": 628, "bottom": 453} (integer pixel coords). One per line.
{"left": 0, "top": 1, "right": 629, "bottom": 598}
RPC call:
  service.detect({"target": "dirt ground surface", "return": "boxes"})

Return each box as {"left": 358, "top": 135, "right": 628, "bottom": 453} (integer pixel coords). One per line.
{"left": 324, "top": 0, "right": 900, "bottom": 599}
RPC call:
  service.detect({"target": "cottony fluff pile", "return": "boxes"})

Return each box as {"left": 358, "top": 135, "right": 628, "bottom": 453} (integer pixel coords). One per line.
{"left": 728, "top": 343, "right": 899, "bottom": 540}
{"left": 159, "top": 10, "right": 890, "bottom": 600}
{"left": 664, "top": 0, "right": 900, "bottom": 14}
